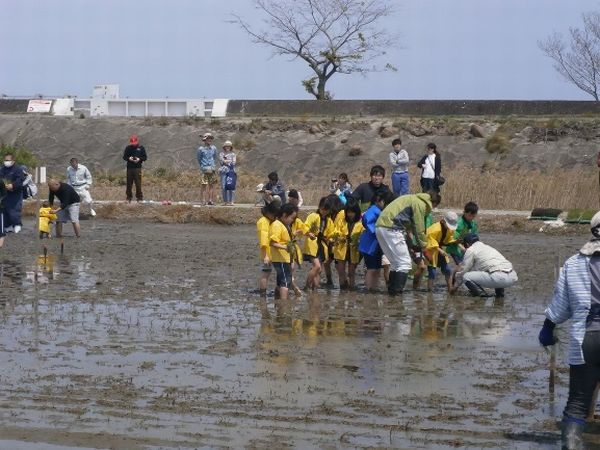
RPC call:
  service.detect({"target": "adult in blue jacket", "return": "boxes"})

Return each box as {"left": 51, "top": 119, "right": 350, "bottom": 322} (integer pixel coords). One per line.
{"left": 539, "top": 211, "right": 600, "bottom": 450}
{"left": 0, "top": 153, "right": 25, "bottom": 233}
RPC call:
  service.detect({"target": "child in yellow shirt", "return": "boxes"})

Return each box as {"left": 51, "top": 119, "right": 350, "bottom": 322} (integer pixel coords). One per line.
{"left": 333, "top": 198, "right": 364, "bottom": 289}
{"left": 423, "top": 211, "right": 459, "bottom": 292}
{"left": 270, "top": 204, "right": 300, "bottom": 301}
{"left": 38, "top": 201, "right": 58, "bottom": 239}
{"left": 256, "top": 202, "right": 279, "bottom": 297}
{"left": 302, "top": 196, "right": 335, "bottom": 290}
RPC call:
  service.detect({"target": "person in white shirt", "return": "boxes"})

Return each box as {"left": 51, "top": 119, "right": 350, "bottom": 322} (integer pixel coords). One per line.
{"left": 449, "top": 233, "right": 518, "bottom": 297}
{"left": 66, "top": 158, "right": 96, "bottom": 216}
{"left": 417, "top": 143, "right": 442, "bottom": 193}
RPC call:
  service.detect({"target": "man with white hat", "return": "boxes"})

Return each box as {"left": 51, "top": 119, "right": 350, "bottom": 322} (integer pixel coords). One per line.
{"left": 422, "top": 210, "right": 459, "bottom": 292}
{"left": 196, "top": 132, "right": 217, "bottom": 206}
{"left": 449, "top": 233, "right": 517, "bottom": 297}
{"left": 539, "top": 211, "right": 600, "bottom": 450}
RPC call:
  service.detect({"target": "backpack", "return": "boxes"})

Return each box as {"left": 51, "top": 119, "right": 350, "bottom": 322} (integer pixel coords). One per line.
{"left": 22, "top": 174, "right": 38, "bottom": 199}
{"left": 225, "top": 171, "right": 237, "bottom": 191}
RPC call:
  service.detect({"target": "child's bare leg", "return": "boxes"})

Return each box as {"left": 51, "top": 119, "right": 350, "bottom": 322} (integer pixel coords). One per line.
{"left": 324, "top": 259, "right": 334, "bottom": 285}
{"left": 383, "top": 265, "right": 390, "bottom": 284}
{"left": 365, "top": 269, "right": 380, "bottom": 290}
{"left": 336, "top": 261, "right": 348, "bottom": 289}
{"left": 291, "top": 263, "right": 302, "bottom": 295}
{"left": 259, "top": 271, "right": 270, "bottom": 296}
{"left": 413, "top": 263, "right": 425, "bottom": 289}
{"left": 55, "top": 222, "right": 63, "bottom": 238}
{"left": 279, "top": 286, "right": 289, "bottom": 301}
{"left": 348, "top": 264, "right": 357, "bottom": 289}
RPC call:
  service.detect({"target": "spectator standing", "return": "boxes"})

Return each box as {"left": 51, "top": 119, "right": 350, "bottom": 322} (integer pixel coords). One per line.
{"left": 417, "top": 143, "right": 442, "bottom": 193}
{"left": 538, "top": 211, "right": 600, "bottom": 449}
{"left": 66, "top": 158, "right": 96, "bottom": 216}
{"left": 351, "top": 165, "right": 394, "bottom": 212}
{"left": 389, "top": 138, "right": 410, "bottom": 195}
{"left": 218, "top": 140, "right": 236, "bottom": 206}
{"left": 123, "top": 135, "right": 147, "bottom": 202}
{"left": 48, "top": 179, "right": 81, "bottom": 238}
{"left": 197, "top": 132, "right": 218, "bottom": 206}
{"left": 0, "top": 153, "right": 25, "bottom": 233}
{"left": 0, "top": 180, "right": 7, "bottom": 248}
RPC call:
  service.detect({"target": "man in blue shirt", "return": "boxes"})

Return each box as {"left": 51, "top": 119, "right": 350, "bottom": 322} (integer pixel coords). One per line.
{"left": 196, "top": 132, "right": 217, "bottom": 206}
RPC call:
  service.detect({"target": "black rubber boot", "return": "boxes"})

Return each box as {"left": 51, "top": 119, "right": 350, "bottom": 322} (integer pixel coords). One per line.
{"left": 465, "top": 280, "right": 489, "bottom": 297}
{"left": 494, "top": 288, "right": 505, "bottom": 297}
{"left": 395, "top": 272, "right": 408, "bottom": 294}
{"left": 388, "top": 271, "right": 397, "bottom": 295}
{"left": 561, "top": 418, "right": 585, "bottom": 450}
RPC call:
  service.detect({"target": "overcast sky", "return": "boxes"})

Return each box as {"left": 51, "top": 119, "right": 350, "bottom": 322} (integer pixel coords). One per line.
{"left": 1, "top": 0, "right": 599, "bottom": 100}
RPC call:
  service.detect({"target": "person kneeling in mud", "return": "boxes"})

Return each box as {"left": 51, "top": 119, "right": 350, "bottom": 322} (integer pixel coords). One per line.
{"left": 269, "top": 203, "right": 300, "bottom": 301}
{"left": 449, "top": 233, "right": 517, "bottom": 297}
{"left": 422, "top": 211, "right": 459, "bottom": 292}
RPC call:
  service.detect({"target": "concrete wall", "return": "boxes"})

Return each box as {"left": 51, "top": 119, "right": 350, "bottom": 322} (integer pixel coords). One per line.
{"left": 2, "top": 98, "right": 600, "bottom": 116}
{"left": 226, "top": 100, "right": 600, "bottom": 116}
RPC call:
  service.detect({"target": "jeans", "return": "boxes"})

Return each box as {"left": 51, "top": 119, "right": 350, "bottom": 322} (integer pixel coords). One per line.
{"left": 126, "top": 168, "right": 143, "bottom": 201}
{"left": 564, "top": 330, "right": 600, "bottom": 420}
{"left": 420, "top": 177, "right": 436, "bottom": 193}
{"left": 392, "top": 172, "right": 409, "bottom": 196}
{"left": 220, "top": 172, "right": 235, "bottom": 203}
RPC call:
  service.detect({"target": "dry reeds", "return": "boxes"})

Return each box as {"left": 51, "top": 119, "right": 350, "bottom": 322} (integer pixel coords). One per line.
{"left": 31, "top": 165, "right": 600, "bottom": 211}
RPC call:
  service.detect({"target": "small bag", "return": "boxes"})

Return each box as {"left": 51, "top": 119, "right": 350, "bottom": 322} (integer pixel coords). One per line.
{"left": 435, "top": 175, "right": 446, "bottom": 186}
{"left": 225, "top": 171, "right": 237, "bottom": 190}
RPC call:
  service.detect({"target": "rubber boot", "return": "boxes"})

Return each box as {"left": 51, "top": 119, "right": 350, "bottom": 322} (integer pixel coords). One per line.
{"left": 388, "top": 271, "right": 397, "bottom": 295}
{"left": 494, "top": 288, "right": 505, "bottom": 297}
{"left": 465, "top": 280, "right": 489, "bottom": 297}
{"left": 395, "top": 272, "right": 408, "bottom": 294}
{"left": 561, "top": 417, "right": 585, "bottom": 450}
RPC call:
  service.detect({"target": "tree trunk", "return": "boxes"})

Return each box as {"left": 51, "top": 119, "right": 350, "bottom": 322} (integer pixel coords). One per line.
{"left": 316, "top": 76, "right": 327, "bottom": 101}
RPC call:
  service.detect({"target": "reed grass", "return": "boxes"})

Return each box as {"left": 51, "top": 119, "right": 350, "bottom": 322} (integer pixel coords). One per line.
{"left": 35, "top": 165, "right": 600, "bottom": 211}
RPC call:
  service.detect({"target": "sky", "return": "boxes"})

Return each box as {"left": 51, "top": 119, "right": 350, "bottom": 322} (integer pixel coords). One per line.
{"left": 1, "top": 0, "right": 600, "bottom": 100}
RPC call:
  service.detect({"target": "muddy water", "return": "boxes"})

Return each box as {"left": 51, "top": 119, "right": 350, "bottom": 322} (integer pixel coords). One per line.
{"left": 0, "top": 221, "right": 595, "bottom": 449}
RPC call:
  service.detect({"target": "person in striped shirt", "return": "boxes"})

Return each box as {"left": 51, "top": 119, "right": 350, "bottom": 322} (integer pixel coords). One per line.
{"left": 539, "top": 211, "right": 600, "bottom": 450}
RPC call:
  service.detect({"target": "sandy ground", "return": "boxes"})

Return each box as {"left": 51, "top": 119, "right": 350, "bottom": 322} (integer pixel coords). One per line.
{"left": 0, "top": 219, "right": 599, "bottom": 449}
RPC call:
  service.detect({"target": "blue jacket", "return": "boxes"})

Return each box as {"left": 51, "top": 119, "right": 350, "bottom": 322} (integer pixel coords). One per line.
{"left": 358, "top": 204, "right": 382, "bottom": 256}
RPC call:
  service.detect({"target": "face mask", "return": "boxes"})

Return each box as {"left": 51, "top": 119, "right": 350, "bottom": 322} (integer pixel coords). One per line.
{"left": 3, "top": 161, "right": 14, "bottom": 168}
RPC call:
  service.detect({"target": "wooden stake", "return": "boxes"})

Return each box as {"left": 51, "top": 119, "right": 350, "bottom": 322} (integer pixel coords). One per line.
{"left": 60, "top": 241, "right": 64, "bottom": 254}
{"left": 43, "top": 245, "right": 47, "bottom": 262}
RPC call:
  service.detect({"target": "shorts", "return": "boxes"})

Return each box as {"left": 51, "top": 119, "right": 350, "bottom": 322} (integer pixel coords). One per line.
{"left": 57, "top": 203, "right": 80, "bottom": 223}
{"left": 273, "top": 262, "right": 292, "bottom": 288}
{"left": 427, "top": 258, "right": 452, "bottom": 279}
{"left": 201, "top": 171, "right": 217, "bottom": 185}
{"left": 260, "top": 262, "right": 272, "bottom": 273}
{"left": 363, "top": 246, "right": 383, "bottom": 270}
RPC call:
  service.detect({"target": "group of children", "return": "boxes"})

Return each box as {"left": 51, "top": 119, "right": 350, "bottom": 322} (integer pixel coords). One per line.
{"left": 256, "top": 187, "right": 480, "bottom": 298}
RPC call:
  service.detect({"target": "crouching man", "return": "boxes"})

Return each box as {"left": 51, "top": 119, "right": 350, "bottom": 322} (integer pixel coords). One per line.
{"left": 449, "top": 233, "right": 517, "bottom": 297}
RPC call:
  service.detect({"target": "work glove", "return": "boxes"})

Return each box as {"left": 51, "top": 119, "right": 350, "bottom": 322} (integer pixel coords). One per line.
{"left": 538, "top": 318, "right": 557, "bottom": 346}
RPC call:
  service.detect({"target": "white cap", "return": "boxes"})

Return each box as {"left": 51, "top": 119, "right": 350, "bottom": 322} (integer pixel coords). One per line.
{"left": 223, "top": 140, "right": 233, "bottom": 148}
{"left": 443, "top": 211, "right": 458, "bottom": 230}
{"left": 256, "top": 183, "right": 265, "bottom": 192}
{"left": 591, "top": 211, "right": 600, "bottom": 237}
{"left": 202, "top": 132, "right": 213, "bottom": 140}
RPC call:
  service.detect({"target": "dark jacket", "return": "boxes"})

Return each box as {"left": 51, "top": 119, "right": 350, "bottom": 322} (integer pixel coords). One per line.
{"left": 123, "top": 145, "right": 148, "bottom": 169}
{"left": 351, "top": 182, "right": 393, "bottom": 211}
{"left": 49, "top": 182, "right": 80, "bottom": 208}
{"left": 417, "top": 153, "right": 442, "bottom": 178}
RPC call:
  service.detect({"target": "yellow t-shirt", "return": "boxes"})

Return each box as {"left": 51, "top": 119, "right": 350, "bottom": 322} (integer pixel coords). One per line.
{"left": 332, "top": 212, "right": 365, "bottom": 264}
{"left": 269, "top": 219, "right": 292, "bottom": 263}
{"left": 256, "top": 216, "right": 272, "bottom": 261}
{"left": 302, "top": 212, "right": 334, "bottom": 258}
{"left": 425, "top": 221, "right": 457, "bottom": 267}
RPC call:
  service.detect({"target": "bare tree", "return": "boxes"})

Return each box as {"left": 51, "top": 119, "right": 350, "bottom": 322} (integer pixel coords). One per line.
{"left": 539, "top": 12, "right": 600, "bottom": 101}
{"left": 233, "top": 0, "right": 397, "bottom": 100}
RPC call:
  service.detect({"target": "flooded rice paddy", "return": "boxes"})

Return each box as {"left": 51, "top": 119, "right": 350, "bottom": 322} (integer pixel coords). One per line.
{"left": 0, "top": 220, "right": 598, "bottom": 449}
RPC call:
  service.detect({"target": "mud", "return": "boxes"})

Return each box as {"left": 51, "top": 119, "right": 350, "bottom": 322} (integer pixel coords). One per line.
{"left": 0, "top": 221, "right": 599, "bottom": 449}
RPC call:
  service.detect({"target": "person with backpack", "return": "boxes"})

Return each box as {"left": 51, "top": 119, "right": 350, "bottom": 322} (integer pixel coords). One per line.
{"left": 67, "top": 158, "right": 96, "bottom": 216}
{"left": 218, "top": 140, "right": 236, "bottom": 206}
{"left": 0, "top": 153, "right": 26, "bottom": 234}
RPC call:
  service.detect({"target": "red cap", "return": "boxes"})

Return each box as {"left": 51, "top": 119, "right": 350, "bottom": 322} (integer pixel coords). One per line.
{"left": 129, "top": 135, "right": 139, "bottom": 145}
